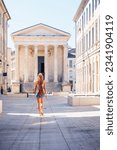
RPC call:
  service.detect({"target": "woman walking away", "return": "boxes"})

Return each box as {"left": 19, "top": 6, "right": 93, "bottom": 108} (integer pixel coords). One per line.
{"left": 34, "top": 73, "right": 47, "bottom": 116}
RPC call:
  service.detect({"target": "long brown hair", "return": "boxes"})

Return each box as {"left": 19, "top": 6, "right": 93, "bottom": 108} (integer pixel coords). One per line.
{"left": 38, "top": 73, "right": 44, "bottom": 84}
{"left": 37, "top": 73, "right": 44, "bottom": 95}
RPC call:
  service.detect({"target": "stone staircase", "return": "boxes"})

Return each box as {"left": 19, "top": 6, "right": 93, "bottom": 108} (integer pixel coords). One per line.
{"left": 46, "top": 82, "right": 62, "bottom": 93}
{"left": 21, "top": 82, "right": 34, "bottom": 93}
{"left": 21, "top": 82, "right": 62, "bottom": 93}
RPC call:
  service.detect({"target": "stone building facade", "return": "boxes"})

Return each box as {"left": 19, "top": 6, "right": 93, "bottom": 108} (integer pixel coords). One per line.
{"left": 7, "top": 47, "right": 12, "bottom": 88}
{"left": 67, "top": 48, "right": 76, "bottom": 91}
{"left": 10, "top": 50, "right": 15, "bottom": 83}
{"left": 73, "top": 0, "right": 100, "bottom": 96}
{"left": 7, "top": 48, "right": 16, "bottom": 90}
{"left": 0, "top": 0, "right": 10, "bottom": 92}
{"left": 12, "top": 23, "right": 70, "bottom": 93}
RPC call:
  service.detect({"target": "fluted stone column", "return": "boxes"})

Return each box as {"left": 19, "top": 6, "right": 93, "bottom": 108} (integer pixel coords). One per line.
{"left": 12, "top": 44, "right": 20, "bottom": 94}
{"left": 54, "top": 45, "right": 58, "bottom": 82}
{"left": 15, "top": 45, "right": 19, "bottom": 81}
{"left": 63, "top": 45, "right": 68, "bottom": 82}
{"left": 34, "top": 46, "right": 38, "bottom": 81}
{"left": 24, "top": 46, "right": 28, "bottom": 82}
{"left": 44, "top": 45, "right": 48, "bottom": 82}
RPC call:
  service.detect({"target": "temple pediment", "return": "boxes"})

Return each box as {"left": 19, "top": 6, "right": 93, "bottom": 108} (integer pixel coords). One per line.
{"left": 12, "top": 23, "right": 70, "bottom": 37}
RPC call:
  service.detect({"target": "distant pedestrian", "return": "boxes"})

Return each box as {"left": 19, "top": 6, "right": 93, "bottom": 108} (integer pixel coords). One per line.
{"left": 0, "top": 86, "right": 3, "bottom": 94}
{"left": 34, "top": 73, "right": 47, "bottom": 116}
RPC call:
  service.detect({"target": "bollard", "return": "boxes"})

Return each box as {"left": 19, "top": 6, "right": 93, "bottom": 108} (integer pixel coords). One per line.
{"left": 0, "top": 86, "right": 3, "bottom": 94}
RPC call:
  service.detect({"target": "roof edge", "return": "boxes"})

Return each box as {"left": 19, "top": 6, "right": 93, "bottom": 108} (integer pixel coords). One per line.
{"left": 12, "top": 23, "right": 71, "bottom": 37}
{"left": 1, "top": 0, "right": 11, "bottom": 20}
{"left": 73, "top": 0, "right": 89, "bottom": 22}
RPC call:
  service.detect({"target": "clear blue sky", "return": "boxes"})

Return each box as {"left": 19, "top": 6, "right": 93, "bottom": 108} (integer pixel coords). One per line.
{"left": 4, "top": 0, "right": 81, "bottom": 49}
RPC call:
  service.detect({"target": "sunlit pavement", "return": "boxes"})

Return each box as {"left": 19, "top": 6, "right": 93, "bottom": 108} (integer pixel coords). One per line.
{"left": 0, "top": 94, "right": 100, "bottom": 150}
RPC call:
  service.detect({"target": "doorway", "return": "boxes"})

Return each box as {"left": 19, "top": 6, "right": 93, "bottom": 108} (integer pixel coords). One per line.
{"left": 38, "top": 56, "right": 44, "bottom": 76}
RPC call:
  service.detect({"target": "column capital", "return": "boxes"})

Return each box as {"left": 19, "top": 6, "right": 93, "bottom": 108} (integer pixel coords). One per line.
{"left": 34, "top": 45, "right": 38, "bottom": 53}
{"left": 63, "top": 44, "right": 68, "bottom": 49}
{"left": 54, "top": 44, "right": 58, "bottom": 48}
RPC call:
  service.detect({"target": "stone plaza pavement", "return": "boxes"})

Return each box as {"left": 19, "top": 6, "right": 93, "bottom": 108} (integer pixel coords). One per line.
{"left": 0, "top": 94, "right": 100, "bottom": 150}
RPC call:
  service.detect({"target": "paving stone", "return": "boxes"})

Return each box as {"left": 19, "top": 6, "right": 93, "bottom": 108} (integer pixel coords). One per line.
{"left": 0, "top": 94, "right": 100, "bottom": 150}
{"left": 11, "top": 143, "right": 39, "bottom": 150}
{"left": 0, "top": 141, "right": 13, "bottom": 150}
{"left": 40, "top": 143, "right": 69, "bottom": 150}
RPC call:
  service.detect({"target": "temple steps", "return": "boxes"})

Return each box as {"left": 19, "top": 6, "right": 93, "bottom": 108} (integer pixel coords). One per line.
{"left": 20, "top": 82, "right": 62, "bottom": 93}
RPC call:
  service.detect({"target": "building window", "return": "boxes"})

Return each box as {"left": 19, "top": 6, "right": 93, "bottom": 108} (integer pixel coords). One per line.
{"left": 79, "top": 41, "right": 80, "bottom": 55}
{"left": 89, "top": 63, "right": 91, "bottom": 92}
{"left": 77, "top": 22, "right": 79, "bottom": 33}
{"left": 95, "top": 21, "right": 98, "bottom": 42}
{"left": 84, "top": 35, "right": 85, "bottom": 51}
{"left": 89, "top": 3, "right": 91, "bottom": 21}
{"left": 89, "top": 30, "right": 91, "bottom": 49}
{"left": 69, "top": 70, "right": 73, "bottom": 79}
{"left": 86, "top": 33, "right": 88, "bottom": 50}
{"left": 92, "top": 62, "right": 95, "bottom": 92}
{"left": 86, "top": 8, "right": 88, "bottom": 24}
{"left": 92, "top": 27, "right": 94, "bottom": 46}
{"left": 95, "top": 0, "right": 98, "bottom": 9}
{"left": 78, "top": 41, "right": 79, "bottom": 55}
{"left": 82, "top": 15, "right": 83, "bottom": 29}
{"left": 82, "top": 38, "right": 83, "bottom": 52}
{"left": 82, "top": 36, "right": 85, "bottom": 51}
{"left": 80, "top": 39, "right": 82, "bottom": 54}
{"left": 69, "top": 60, "right": 72, "bottom": 68}
{"left": 80, "top": 19, "right": 81, "bottom": 30}
{"left": 84, "top": 12, "right": 85, "bottom": 27}
{"left": 92, "top": 0, "right": 94, "bottom": 16}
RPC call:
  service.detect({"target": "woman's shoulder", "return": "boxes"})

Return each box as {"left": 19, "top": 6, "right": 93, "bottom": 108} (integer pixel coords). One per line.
{"left": 43, "top": 80, "right": 46, "bottom": 83}
{"left": 42, "top": 80, "right": 46, "bottom": 86}
{"left": 35, "top": 79, "right": 39, "bottom": 84}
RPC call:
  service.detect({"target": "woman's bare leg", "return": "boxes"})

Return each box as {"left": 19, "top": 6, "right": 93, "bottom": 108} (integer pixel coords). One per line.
{"left": 37, "top": 98, "right": 41, "bottom": 114}
{"left": 41, "top": 98, "right": 44, "bottom": 115}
